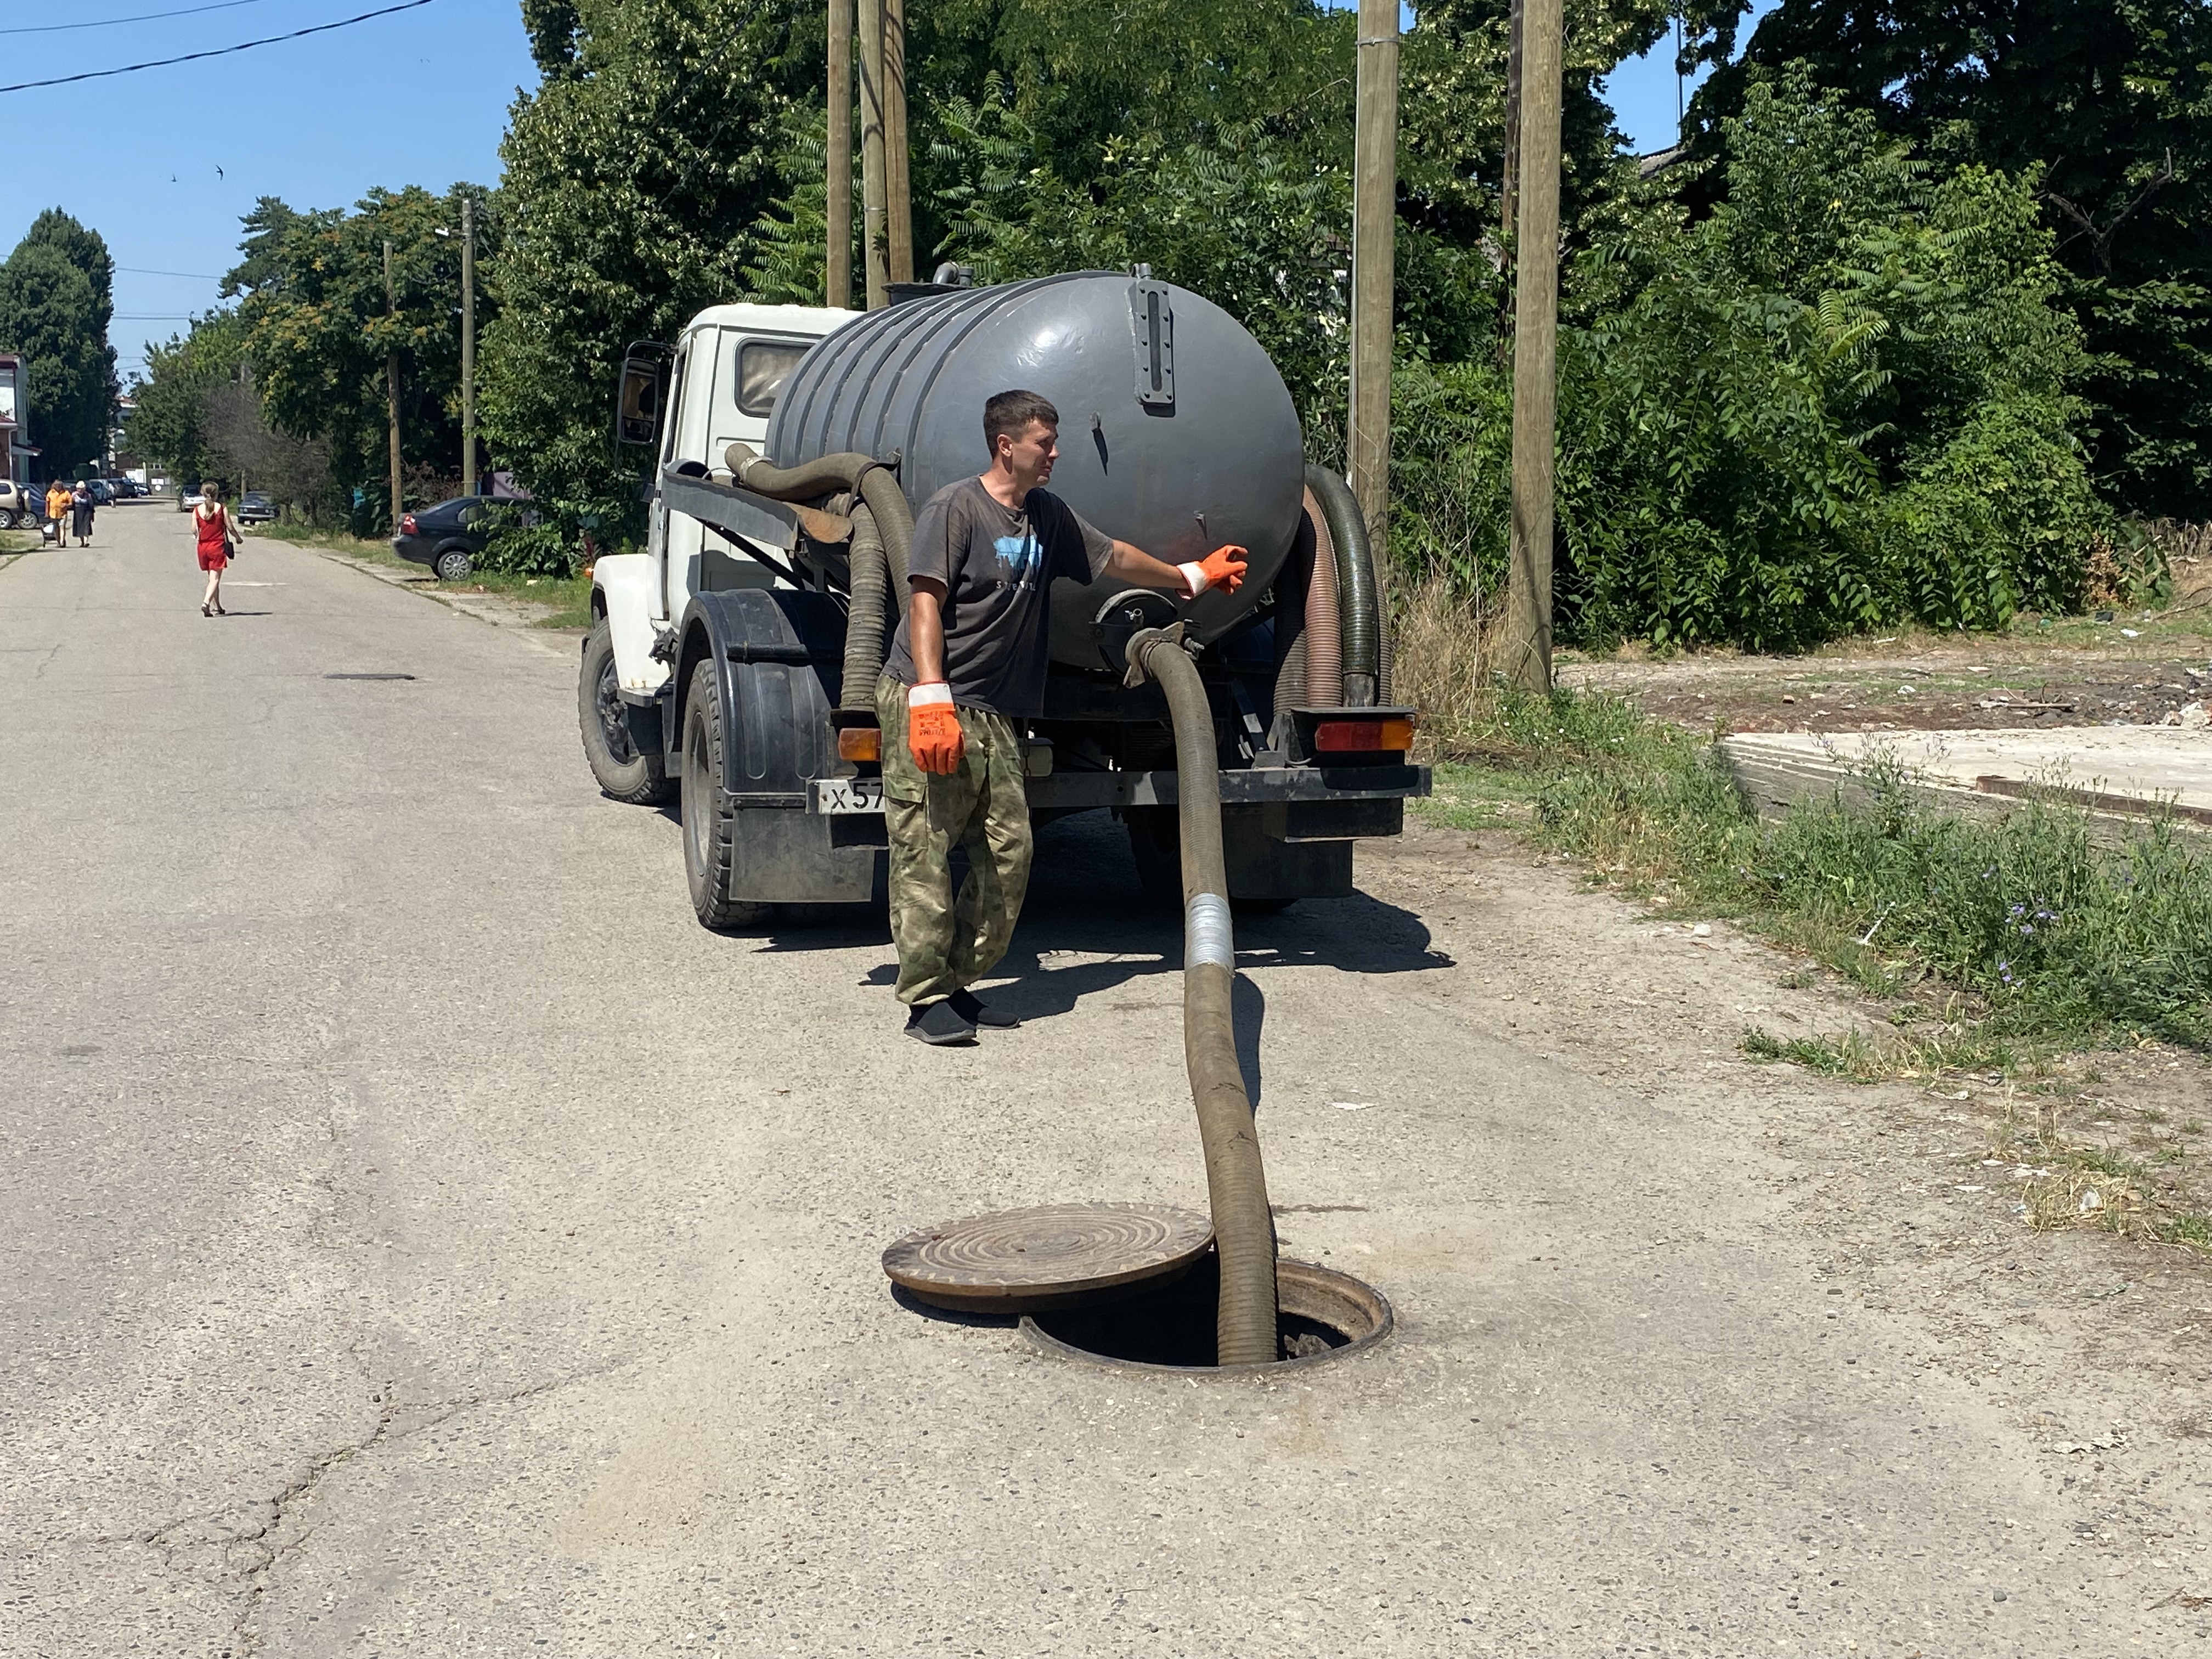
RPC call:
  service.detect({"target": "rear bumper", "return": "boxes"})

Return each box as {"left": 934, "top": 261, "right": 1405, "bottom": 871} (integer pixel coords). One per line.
{"left": 1024, "top": 762, "right": 1427, "bottom": 812}
{"left": 791, "top": 762, "right": 1429, "bottom": 819}
{"left": 390, "top": 535, "right": 434, "bottom": 566}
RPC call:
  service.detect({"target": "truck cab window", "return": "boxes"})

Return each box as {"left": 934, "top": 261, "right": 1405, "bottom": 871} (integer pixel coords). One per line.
{"left": 736, "top": 340, "right": 808, "bottom": 417}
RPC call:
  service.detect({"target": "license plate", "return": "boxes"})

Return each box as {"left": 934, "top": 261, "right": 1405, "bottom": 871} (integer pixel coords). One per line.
{"left": 810, "top": 776, "right": 884, "bottom": 815}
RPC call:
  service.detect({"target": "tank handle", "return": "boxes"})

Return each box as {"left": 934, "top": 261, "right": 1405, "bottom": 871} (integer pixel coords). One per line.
{"left": 1128, "top": 278, "right": 1175, "bottom": 411}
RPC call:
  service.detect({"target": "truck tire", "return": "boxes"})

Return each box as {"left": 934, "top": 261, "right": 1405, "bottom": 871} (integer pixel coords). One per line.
{"left": 578, "top": 619, "right": 673, "bottom": 805}
{"left": 680, "top": 658, "right": 771, "bottom": 929}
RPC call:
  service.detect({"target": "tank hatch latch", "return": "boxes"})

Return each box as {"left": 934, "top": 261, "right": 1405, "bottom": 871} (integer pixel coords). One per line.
{"left": 1128, "top": 278, "right": 1176, "bottom": 411}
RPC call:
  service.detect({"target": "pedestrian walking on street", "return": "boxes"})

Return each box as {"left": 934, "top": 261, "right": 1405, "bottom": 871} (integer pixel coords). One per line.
{"left": 878, "top": 388, "right": 1248, "bottom": 1045}
{"left": 70, "top": 481, "right": 94, "bottom": 546}
{"left": 194, "top": 482, "right": 240, "bottom": 616}
{"left": 44, "top": 481, "right": 71, "bottom": 544}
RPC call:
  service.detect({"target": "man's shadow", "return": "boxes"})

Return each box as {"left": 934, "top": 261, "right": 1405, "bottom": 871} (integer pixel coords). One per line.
{"left": 783, "top": 812, "right": 1453, "bottom": 1110}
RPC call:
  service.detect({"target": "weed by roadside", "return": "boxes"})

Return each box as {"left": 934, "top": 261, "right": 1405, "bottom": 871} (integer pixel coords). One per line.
{"left": 1419, "top": 686, "right": 2212, "bottom": 1056}
{"left": 1414, "top": 684, "right": 2212, "bottom": 1251}
{"left": 253, "top": 522, "right": 592, "bottom": 628}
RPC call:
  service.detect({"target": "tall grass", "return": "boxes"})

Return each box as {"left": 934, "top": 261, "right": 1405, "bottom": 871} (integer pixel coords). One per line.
{"left": 1415, "top": 678, "right": 2212, "bottom": 1054}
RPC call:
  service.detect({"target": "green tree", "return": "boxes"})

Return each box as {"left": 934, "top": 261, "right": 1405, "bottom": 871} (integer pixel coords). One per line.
{"left": 1563, "top": 68, "right": 2102, "bottom": 646}
{"left": 481, "top": 0, "right": 821, "bottom": 548}
{"left": 1696, "top": 1, "right": 2212, "bottom": 517}
{"left": 0, "top": 210, "right": 119, "bottom": 473}
{"left": 232, "top": 184, "right": 498, "bottom": 530}
{"left": 126, "top": 309, "right": 247, "bottom": 483}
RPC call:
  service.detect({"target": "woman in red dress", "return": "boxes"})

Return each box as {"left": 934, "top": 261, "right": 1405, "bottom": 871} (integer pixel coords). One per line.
{"left": 194, "top": 482, "right": 240, "bottom": 616}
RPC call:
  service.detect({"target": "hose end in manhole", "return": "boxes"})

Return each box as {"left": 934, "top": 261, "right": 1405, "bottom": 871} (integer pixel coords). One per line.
{"left": 1020, "top": 1256, "right": 1390, "bottom": 1373}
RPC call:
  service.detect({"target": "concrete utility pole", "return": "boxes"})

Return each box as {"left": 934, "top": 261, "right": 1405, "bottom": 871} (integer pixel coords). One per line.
{"left": 825, "top": 0, "right": 853, "bottom": 308}
{"left": 383, "top": 239, "right": 403, "bottom": 535}
{"left": 460, "top": 198, "right": 477, "bottom": 497}
{"left": 1348, "top": 0, "right": 1400, "bottom": 566}
{"left": 857, "top": 0, "right": 888, "bottom": 308}
{"left": 1503, "top": 0, "right": 1562, "bottom": 691}
{"left": 883, "top": 0, "right": 912, "bottom": 286}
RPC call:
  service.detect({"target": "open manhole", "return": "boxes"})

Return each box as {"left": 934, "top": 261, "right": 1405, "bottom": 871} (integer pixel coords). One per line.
{"left": 1020, "top": 1253, "right": 1391, "bottom": 1373}
{"left": 325, "top": 672, "right": 416, "bottom": 681}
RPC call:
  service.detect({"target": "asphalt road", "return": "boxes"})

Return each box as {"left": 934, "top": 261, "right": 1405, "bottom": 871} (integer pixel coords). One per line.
{"left": 4, "top": 506, "right": 2203, "bottom": 1656}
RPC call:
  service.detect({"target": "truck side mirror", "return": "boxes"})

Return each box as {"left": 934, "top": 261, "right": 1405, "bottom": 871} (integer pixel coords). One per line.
{"left": 614, "top": 343, "right": 672, "bottom": 447}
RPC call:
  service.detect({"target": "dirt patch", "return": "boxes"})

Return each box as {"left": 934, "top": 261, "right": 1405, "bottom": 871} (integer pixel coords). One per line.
{"left": 1365, "top": 821, "right": 2212, "bottom": 1608}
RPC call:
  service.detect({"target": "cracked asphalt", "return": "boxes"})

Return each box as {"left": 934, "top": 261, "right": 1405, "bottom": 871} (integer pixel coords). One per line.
{"left": 5, "top": 506, "right": 2209, "bottom": 1656}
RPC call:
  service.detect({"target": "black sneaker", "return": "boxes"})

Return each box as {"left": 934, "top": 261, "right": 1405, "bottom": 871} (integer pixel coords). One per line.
{"left": 905, "top": 1000, "right": 977, "bottom": 1046}
{"left": 949, "top": 989, "right": 1020, "bottom": 1029}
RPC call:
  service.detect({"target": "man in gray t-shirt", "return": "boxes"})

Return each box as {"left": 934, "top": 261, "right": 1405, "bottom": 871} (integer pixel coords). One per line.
{"left": 877, "top": 388, "right": 1249, "bottom": 1045}
{"left": 882, "top": 474, "right": 1113, "bottom": 717}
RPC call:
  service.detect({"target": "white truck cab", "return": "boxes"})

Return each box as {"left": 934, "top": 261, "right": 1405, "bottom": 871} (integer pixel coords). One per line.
{"left": 594, "top": 302, "right": 857, "bottom": 698}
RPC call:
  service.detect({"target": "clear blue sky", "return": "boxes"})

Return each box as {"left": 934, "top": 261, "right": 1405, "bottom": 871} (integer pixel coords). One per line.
{"left": 5, "top": 2, "right": 1768, "bottom": 387}
{"left": 4, "top": 0, "right": 535, "bottom": 383}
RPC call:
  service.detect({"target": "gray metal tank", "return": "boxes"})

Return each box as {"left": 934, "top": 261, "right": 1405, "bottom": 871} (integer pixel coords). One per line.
{"left": 766, "top": 271, "right": 1306, "bottom": 669}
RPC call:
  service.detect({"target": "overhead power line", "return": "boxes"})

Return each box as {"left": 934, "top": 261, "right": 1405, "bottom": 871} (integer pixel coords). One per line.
{"left": 1, "top": 1, "right": 279, "bottom": 36}
{"left": 119, "top": 267, "right": 224, "bottom": 279}
{"left": 0, "top": 0, "right": 436, "bottom": 94}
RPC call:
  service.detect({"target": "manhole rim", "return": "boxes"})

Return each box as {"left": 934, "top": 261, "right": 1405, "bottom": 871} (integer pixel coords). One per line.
{"left": 1017, "top": 1257, "right": 1393, "bottom": 1376}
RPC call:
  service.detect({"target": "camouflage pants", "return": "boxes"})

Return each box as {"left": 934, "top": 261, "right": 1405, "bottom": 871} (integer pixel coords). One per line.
{"left": 877, "top": 674, "right": 1035, "bottom": 1006}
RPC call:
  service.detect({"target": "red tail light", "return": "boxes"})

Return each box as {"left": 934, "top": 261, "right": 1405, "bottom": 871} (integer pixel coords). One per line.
{"left": 398, "top": 513, "right": 418, "bottom": 535}
{"left": 1313, "top": 716, "right": 1416, "bottom": 754}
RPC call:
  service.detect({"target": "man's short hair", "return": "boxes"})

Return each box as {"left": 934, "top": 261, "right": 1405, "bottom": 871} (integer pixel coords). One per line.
{"left": 984, "top": 388, "right": 1059, "bottom": 453}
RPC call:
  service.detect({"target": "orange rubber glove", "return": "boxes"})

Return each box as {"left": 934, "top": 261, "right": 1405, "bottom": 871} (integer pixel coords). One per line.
{"left": 1177, "top": 544, "right": 1249, "bottom": 599}
{"left": 906, "top": 681, "right": 965, "bottom": 775}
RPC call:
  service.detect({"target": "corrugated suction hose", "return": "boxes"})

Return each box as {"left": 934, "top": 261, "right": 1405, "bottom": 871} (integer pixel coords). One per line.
{"left": 839, "top": 504, "right": 889, "bottom": 712}
{"left": 1127, "top": 627, "right": 1278, "bottom": 1367}
{"left": 1303, "top": 464, "right": 1380, "bottom": 707}
{"left": 1301, "top": 486, "right": 1343, "bottom": 708}
{"left": 724, "top": 442, "right": 911, "bottom": 589}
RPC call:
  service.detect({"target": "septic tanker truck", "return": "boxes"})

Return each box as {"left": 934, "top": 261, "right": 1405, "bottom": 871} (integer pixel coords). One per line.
{"left": 578, "top": 269, "right": 1429, "bottom": 926}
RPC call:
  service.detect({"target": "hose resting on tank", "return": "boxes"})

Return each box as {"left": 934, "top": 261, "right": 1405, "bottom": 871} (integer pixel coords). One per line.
{"left": 1127, "top": 627, "right": 1278, "bottom": 1367}
{"left": 838, "top": 504, "right": 889, "bottom": 713}
{"left": 723, "top": 442, "right": 912, "bottom": 589}
{"left": 1303, "top": 464, "right": 1381, "bottom": 707}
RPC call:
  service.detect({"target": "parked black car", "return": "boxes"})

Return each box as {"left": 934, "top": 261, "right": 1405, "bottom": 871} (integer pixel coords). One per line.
{"left": 392, "top": 496, "right": 486, "bottom": 582}
{"left": 238, "top": 491, "right": 278, "bottom": 525}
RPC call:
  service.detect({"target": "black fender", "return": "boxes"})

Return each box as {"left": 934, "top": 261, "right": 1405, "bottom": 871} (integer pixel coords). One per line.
{"left": 669, "top": 588, "right": 871, "bottom": 905}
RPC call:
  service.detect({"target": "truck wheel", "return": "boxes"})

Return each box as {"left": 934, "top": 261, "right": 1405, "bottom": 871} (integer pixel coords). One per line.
{"left": 577, "top": 620, "right": 673, "bottom": 804}
{"left": 681, "top": 658, "right": 771, "bottom": 929}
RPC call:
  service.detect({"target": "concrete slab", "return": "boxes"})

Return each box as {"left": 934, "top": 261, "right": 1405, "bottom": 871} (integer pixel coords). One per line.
{"left": 1724, "top": 723, "right": 2212, "bottom": 836}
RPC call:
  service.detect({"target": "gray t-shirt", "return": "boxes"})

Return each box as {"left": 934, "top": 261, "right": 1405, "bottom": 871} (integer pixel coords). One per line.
{"left": 884, "top": 476, "right": 1113, "bottom": 717}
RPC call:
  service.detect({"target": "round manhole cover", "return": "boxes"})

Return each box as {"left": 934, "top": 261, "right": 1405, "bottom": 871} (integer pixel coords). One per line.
{"left": 883, "top": 1201, "right": 1214, "bottom": 1314}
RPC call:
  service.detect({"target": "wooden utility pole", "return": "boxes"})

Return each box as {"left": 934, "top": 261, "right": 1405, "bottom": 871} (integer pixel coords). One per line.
{"left": 825, "top": 0, "right": 853, "bottom": 308}
{"left": 1502, "top": 0, "right": 1562, "bottom": 691}
{"left": 857, "top": 0, "right": 888, "bottom": 308}
{"left": 1348, "top": 0, "right": 1399, "bottom": 565}
{"left": 383, "top": 238, "right": 403, "bottom": 535}
{"left": 460, "top": 198, "right": 477, "bottom": 496}
{"left": 883, "top": 0, "right": 912, "bottom": 286}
